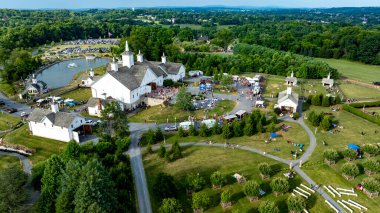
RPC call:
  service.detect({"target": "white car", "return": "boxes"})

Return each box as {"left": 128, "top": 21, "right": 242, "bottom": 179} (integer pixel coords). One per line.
{"left": 164, "top": 125, "right": 177, "bottom": 132}
{"left": 20, "top": 112, "right": 28, "bottom": 117}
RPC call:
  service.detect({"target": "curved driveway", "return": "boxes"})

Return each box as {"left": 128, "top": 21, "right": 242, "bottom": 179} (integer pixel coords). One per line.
{"left": 0, "top": 151, "right": 32, "bottom": 174}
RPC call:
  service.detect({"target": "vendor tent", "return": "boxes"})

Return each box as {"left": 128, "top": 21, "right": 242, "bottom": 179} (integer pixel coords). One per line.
{"left": 348, "top": 144, "right": 360, "bottom": 151}
{"left": 270, "top": 133, "right": 277, "bottom": 138}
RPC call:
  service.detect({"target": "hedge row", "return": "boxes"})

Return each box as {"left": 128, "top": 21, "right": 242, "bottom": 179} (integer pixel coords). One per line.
{"left": 343, "top": 105, "right": 380, "bottom": 126}
{"left": 349, "top": 101, "right": 380, "bottom": 108}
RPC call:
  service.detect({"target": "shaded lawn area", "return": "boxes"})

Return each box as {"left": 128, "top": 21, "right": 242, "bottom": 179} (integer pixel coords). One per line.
{"left": 0, "top": 112, "right": 21, "bottom": 131}
{"left": 0, "top": 155, "right": 21, "bottom": 170}
{"left": 338, "top": 82, "right": 380, "bottom": 100}
{"left": 4, "top": 125, "right": 66, "bottom": 164}
{"left": 129, "top": 100, "right": 236, "bottom": 123}
{"left": 61, "top": 87, "right": 92, "bottom": 101}
{"left": 144, "top": 146, "right": 328, "bottom": 213}
{"left": 318, "top": 58, "right": 380, "bottom": 83}
{"left": 0, "top": 81, "right": 16, "bottom": 97}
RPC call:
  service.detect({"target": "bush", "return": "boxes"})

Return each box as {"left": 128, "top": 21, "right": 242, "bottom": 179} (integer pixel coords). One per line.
{"left": 287, "top": 195, "right": 306, "bottom": 213}
{"left": 222, "top": 122, "right": 233, "bottom": 139}
{"left": 258, "top": 163, "right": 272, "bottom": 178}
{"left": 163, "top": 79, "right": 174, "bottom": 87}
{"left": 362, "top": 144, "right": 379, "bottom": 156}
{"left": 292, "top": 112, "right": 299, "bottom": 120}
{"left": 342, "top": 149, "right": 357, "bottom": 161}
{"left": 220, "top": 190, "right": 232, "bottom": 203}
{"left": 192, "top": 191, "right": 210, "bottom": 211}
{"left": 322, "top": 96, "right": 331, "bottom": 107}
{"left": 199, "top": 123, "right": 209, "bottom": 137}
{"left": 270, "top": 177, "right": 289, "bottom": 195}
{"left": 362, "top": 177, "right": 380, "bottom": 193}
{"left": 210, "top": 171, "right": 225, "bottom": 188}
{"left": 323, "top": 149, "right": 340, "bottom": 164}
{"left": 259, "top": 201, "right": 279, "bottom": 213}
{"left": 171, "top": 141, "right": 182, "bottom": 160}
{"left": 363, "top": 159, "right": 380, "bottom": 175}
{"left": 341, "top": 162, "right": 360, "bottom": 179}
{"left": 319, "top": 116, "right": 332, "bottom": 131}
{"left": 153, "top": 173, "right": 177, "bottom": 200}
{"left": 155, "top": 127, "right": 164, "bottom": 142}
{"left": 178, "top": 126, "right": 187, "bottom": 137}
{"left": 311, "top": 95, "right": 322, "bottom": 106}
{"left": 267, "top": 122, "right": 276, "bottom": 133}
{"left": 158, "top": 198, "right": 182, "bottom": 213}
{"left": 343, "top": 104, "right": 380, "bottom": 126}
{"left": 188, "top": 125, "right": 197, "bottom": 136}
{"left": 158, "top": 144, "right": 166, "bottom": 158}
{"left": 244, "top": 180, "right": 261, "bottom": 200}
{"left": 186, "top": 173, "right": 206, "bottom": 192}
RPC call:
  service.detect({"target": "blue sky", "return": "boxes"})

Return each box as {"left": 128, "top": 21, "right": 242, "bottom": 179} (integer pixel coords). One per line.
{"left": 1, "top": 0, "right": 380, "bottom": 9}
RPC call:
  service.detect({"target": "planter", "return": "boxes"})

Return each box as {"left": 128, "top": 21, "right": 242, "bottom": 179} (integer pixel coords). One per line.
{"left": 343, "top": 174, "right": 355, "bottom": 180}
{"left": 221, "top": 201, "right": 232, "bottom": 209}
{"left": 324, "top": 159, "right": 336, "bottom": 165}
{"left": 363, "top": 189, "right": 379, "bottom": 198}
{"left": 193, "top": 209, "right": 203, "bottom": 213}
{"left": 248, "top": 196, "right": 259, "bottom": 202}
{"left": 365, "top": 153, "right": 375, "bottom": 158}
{"left": 212, "top": 184, "right": 222, "bottom": 189}
{"left": 364, "top": 169, "right": 376, "bottom": 176}
{"left": 260, "top": 173, "right": 270, "bottom": 180}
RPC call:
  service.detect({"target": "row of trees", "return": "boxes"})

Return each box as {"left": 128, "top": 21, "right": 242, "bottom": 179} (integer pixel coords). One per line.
{"left": 307, "top": 94, "right": 341, "bottom": 107}
{"left": 307, "top": 110, "right": 333, "bottom": 131}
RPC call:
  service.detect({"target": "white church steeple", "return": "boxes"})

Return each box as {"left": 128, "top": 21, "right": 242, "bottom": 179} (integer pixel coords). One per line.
{"left": 137, "top": 50, "right": 144, "bottom": 63}
{"left": 291, "top": 71, "right": 294, "bottom": 78}
{"left": 161, "top": 52, "right": 167, "bottom": 64}
{"left": 122, "top": 40, "right": 134, "bottom": 68}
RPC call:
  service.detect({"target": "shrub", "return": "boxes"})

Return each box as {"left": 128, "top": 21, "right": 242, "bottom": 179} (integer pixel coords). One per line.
{"left": 158, "top": 144, "right": 166, "bottom": 158}
{"left": 199, "top": 123, "right": 209, "bottom": 137}
{"left": 292, "top": 112, "right": 299, "bottom": 120}
{"left": 319, "top": 116, "right": 332, "bottom": 130}
{"left": 155, "top": 127, "right": 164, "bottom": 142}
{"left": 322, "top": 96, "right": 331, "bottom": 107}
{"left": 343, "top": 104, "right": 380, "bottom": 126}
{"left": 259, "top": 201, "right": 279, "bottom": 213}
{"left": 158, "top": 198, "right": 182, "bottom": 213}
{"left": 270, "top": 177, "right": 289, "bottom": 195}
{"left": 287, "top": 195, "right": 306, "bottom": 213}
{"left": 244, "top": 180, "right": 260, "bottom": 201}
{"left": 186, "top": 173, "right": 206, "bottom": 192}
{"left": 267, "top": 122, "right": 276, "bottom": 133}
{"left": 258, "top": 163, "right": 272, "bottom": 178}
{"left": 222, "top": 122, "right": 233, "bottom": 139}
{"left": 311, "top": 95, "right": 321, "bottom": 106}
{"left": 210, "top": 171, "right": 225, "bottom": 188}
{"left": 163, "top": 79, "right": 174, "bottom": 87}
{"left": 363, "top": 159, "right": 380, "bottom": 175}
{"left": 362, "top": 177, "right": 380, "bottom": 193}
{"left": 342, "top": 149, "right": 357, "bottom": 161}
{"left": 178, "top": 126, "right": 187, "bottom": 137}
{"left": 192, "top": 191, "right": 210, "bottom": 211}
{"left": 341, "top": 162, "right": 360, "bottom": 179}
{"left": 362, "top": 144, "right": 379, "bottom": 157}
{"left": 220, "top": 190, "right": 232, "bottom": 203}
{"left": 188, "top": 125, "right": 197, "bottom": 136}
{"left": 323, "top": 149, "right": 339, "bottom": 164}
{"left": 153, "top": 173, "right": 177, "bottom": 200}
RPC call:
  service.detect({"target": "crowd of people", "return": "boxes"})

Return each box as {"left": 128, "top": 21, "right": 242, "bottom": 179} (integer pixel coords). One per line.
{"left": 146, "top": 86, "right": 179, "bottom": 100}
{"left": 62, "top": 39, "right": 120, "bottom": 45}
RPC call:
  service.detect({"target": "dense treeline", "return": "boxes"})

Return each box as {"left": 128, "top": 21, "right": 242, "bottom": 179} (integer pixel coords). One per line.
{"left": 171, "top": 43, "right": 337, "bottom": 79}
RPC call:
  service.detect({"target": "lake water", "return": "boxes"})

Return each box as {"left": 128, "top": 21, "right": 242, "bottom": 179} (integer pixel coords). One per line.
{"left": 36, "top": 58, "right": 109, "bottom": 88}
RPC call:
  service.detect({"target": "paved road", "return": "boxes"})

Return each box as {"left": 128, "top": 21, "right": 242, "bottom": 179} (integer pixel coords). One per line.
{"left": 0, "top": 151, "right": 32, "bottom": 174}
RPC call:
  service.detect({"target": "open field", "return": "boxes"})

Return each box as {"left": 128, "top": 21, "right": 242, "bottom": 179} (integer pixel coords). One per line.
{"left": 262, "top": 76, "right": 288, "bottom": 98}
{"left": 129, "top": 100, "right": 236, "bottom": 123}
{"left": 61, "top": 87, "right": 92, "bottom": 101}
{"left": 0, "top": 155, "right": 21, "bottom": 170}
{"left": 4, "top": 125, "right": 66, "bottom": 163}
{"left": 0, "top": 113, "right": 21, "bottom": 131}
{"left": 144, "top": 146, "right": 329, "bottom": 213}
{"left": 338, "top": 82, "right": 380, "bottom": 100}
{"left": 318, "top": 58, "right": 380, "bottom": 83}
{"left": 0, "top": 81, "right": 16, "bottom": 97}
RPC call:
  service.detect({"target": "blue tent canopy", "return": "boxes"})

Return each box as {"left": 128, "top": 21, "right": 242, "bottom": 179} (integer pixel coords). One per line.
{"left": 348, "top": 144, "right": 360, "bottom": 151}
{"left": 199, "top": 84, "right": 206, "bottom": 91}
{"left": 270, "top": 133, "right": 277, "bottom": 138}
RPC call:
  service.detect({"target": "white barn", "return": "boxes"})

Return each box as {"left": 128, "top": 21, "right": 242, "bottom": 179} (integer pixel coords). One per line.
{"left": 27, "top": 105, "right": 86, "bottom": 142}
{"left": 91, "top": 41, "right": 186, "bottom": 109}
{"left": 277, "top": 87, "right": 299, "bottom": 113}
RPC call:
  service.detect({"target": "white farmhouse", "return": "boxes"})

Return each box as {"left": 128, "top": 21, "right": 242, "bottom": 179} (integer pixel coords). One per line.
{"left": 277, "top": 87, "right": 299, "bottom": 113}
{"left": 285, "top": 71, "right": 297, "bottom": 86}
{"left": 27, "top": 104, "right": 86, "bottom": 142}
{"left": 91, "top": 41, "right": 186, "bottom": 109}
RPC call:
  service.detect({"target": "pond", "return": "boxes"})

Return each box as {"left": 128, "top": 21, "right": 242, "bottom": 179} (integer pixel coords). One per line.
{"left": 36, "top": 58, "right": 109, "bottom": 88}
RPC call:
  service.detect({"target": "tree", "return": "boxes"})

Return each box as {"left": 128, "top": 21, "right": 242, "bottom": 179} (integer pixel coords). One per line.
{"left": 342, "top": 149, "right": 357, "bottom": 161}
{"left": 259, "top": 201, "right": 280, "bottom": 213}
{"left": 244, "top": 118, "right": 254, "bottom": 136}
{"left": 142, "top": 129, "right": 156, "bottom": 145}
{"left": 0, "top": 167, "right": 28, "bottom": 212}
{"left": 220, "top": 75, "right": 234, "bottom": 88}
{"left": 188, "top": 125, "right": 197, "bottom": 136}
{"left": 319, "top": 116, "right": 332, "bottom": 131}
{"left": 323, "top": 149, "right": 340, "bottom": 164}
{"left": 56, "top": 160, "right": 82, "bottom": 213}
{"left": 159, "top": 198, "right": 183, "bottom": 213}
{"left": 211, "top": 121, "right": 221, "bottom": 135}
{"left": 267, "top": 122, "right": 276, "bottom": 133}
{"left": 153, "top": 173, "right": 177, "bottom": 200}
{"left": 192, "top": 191, "right": 210, "bottom": 212}
{"left": 363, "top": 159, "right": 380, "bottom": 175}
{"left": 362, "top": 177, "right": 380, "bottom": 193}
{"left": 178, "top": 28, "right": 194, "bottom": 42}
{"left": 158, "top": 144, "right": 167, "bottom": 158}
{"left": 287, "top": 195, "right": 306, "bottom": 213}
{"left": 258, "top": 163, "right": 272, "bottom": 179}
{"left": 210, "top": 171, "right": 225, "bottom": 188}
{"left": 322, "top": 96, "right": 331, "bottom": 107}
{"left": 74, "top": 159, "right": 117, "bottom": 213}
{"left": 256, "top": 120, "right": 264, "bottom": 133}
{"left": 311, "top": 95, "right": 321, "bottom": 106}
{"left": 270, "top": 177, "right": 289, "bottom": 196}
{"left": 199, "top": 123, "right": 209, "bottom": 137}
{"left": 39, "top": 155, "right": 65, "bottom": 213}
{"left": 213, "top": 28, "right": 234, "bottom": 51}
{"left": 244, "top": 180, "right": 261, "bottom": 202}
{"left": 341, "top": 162, "right": 360, "bottom": 180}
{"left": 100, "top": 101, "right": 129, "bottom": 138}
{"left": 178, "top": 126, "right": 187, "bottom": 137}
{"left": 171, "top": 141, "right": 182, "bottom": 160}
{"left": 62, "top": 140, "right": 81, "bottom": 161}
{"left": 232, "top": 120, "right": 243, "bottom": 137}
{"left": 220, "top": 190, "right": 232, "bottom": 207}
{"left": 186, "top": 173, "right": 205, "bottom": 192}
{"left": 222, "top": 122, "right": 233, "bottom": 139}
{"left": 175, "top": 86, "right": 193, "bottom": 110}
{"left": 155, "top": 127, "right": 164, "bottom": 142}
{"left": 362, "top": 144, "right": 379, "bottom": 157}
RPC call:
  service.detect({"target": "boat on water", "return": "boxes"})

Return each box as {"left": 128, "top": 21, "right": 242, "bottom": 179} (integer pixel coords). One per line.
{"left": 67, "top": 63, "right": 78, "bottom": 68}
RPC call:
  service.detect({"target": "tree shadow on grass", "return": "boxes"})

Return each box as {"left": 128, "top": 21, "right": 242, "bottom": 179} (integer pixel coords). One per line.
{"left": 271, "top": 163, "right": 284, "bottom": 176}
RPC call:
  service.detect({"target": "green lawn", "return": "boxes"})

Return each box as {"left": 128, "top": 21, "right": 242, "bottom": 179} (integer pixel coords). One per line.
{"left": 318, "top": 58, "right": 380, "bottom": 83}
{"left": 61, "top": 87, "right": 92, "bottom": 101}
{"left": 338, "top": 82, "right": 380, "bottom": 100}
{"left": 0, "top": 112, "right": 21, "bottom": 131}
{"left": 262, "top": 76, "right": 288, "bottom": 98}
{"left": 161, "top": 121, "right": 309, "bottom": 161}
{"left": 129, "top": 100, "right": 236, "bottom": 123}
{"left": 4, "top": 125, "right": 67, "bottom": 163}
{"left": 299, "top": 79, "right": 331, "bottom": 97}
{"left": 144, "top": 146, "right": 328, "bottom": 213}
{"left": 0, "top": 155, "right": 21, "bottom": 170}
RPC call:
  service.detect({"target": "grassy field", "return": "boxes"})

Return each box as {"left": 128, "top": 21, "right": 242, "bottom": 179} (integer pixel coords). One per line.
{"left": 0, "top": 155, "right": 21, "bottom": 170}
{"left": 129, "top": 100, "right": 236, "bottom": 123}
{"left": 318, "top": 58, "right": 380, "bottom": 83}
{"left": 338, "top": 82, "right": 380, "bottom": 100}
{"left": 61, "top": 87, "right": 92, "bottom": 101}
{"left": 0, "top": 81, "right": 16, "bottom": 97}
{"left": 144, "top": 146, "right": 329, "bottom": 213}
{"left": 4, "top": 125, "right": 66, "bottom": 163}
{"left": 262, "top": 76, "right": 288, "bottom": 98}
{"left": 0, "top": 112, "right": 21, "bottom": 131}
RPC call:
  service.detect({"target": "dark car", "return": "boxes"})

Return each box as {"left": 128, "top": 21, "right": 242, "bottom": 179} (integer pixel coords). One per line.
{"left": 6, "top": 108, "right": 17, "bottom": 113}
{"left": 373, "top": 82, "right": 380, "bottom": 86}
{"left": 0, "top": 100, "right": 5, "bottom": 106}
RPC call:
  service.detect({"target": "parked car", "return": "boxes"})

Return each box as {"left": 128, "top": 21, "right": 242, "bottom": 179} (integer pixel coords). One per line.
{"left": 164, "top": 125, "right": 178, "bottom": 132}
{"left": 6, "top": 108, "right": 17, "bottom": 113}
{"left": 0, "top": 100, "right": 5, "bottom": 106}
{"left": 85, "top": 120, "right": 94, "bottom": 125}
{"left": 20, "top": 112, "right": 28, "bottom": 117}
{"left": 65, "top": 101, "right": 78, "bottom": 106}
